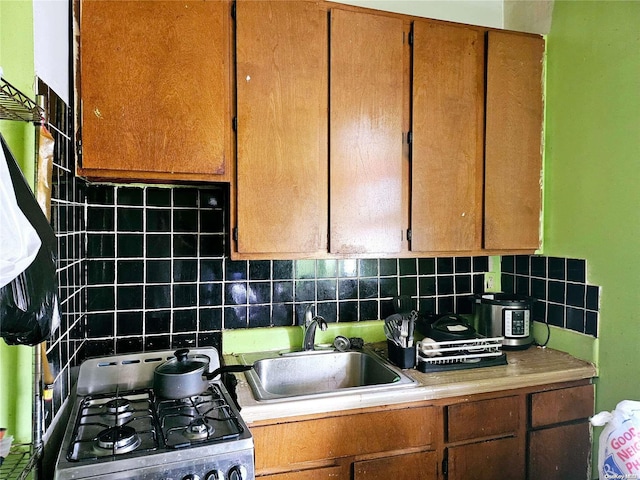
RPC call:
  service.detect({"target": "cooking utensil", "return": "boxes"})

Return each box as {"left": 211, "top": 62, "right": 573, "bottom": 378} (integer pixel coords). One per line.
{"left": 407, "top": 310, "right": 417, "bottom": 347}
{"left": 399, "top": 319, "right": 409, "bottom": 347}
{"left": 154, "top": 349, "right": 252, "bottom": 399}
{"left": 384, "top": 314, "right": 403, "bottom": 346}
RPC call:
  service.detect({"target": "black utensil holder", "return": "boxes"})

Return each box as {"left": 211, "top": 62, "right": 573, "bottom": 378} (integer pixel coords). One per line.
{"left": 387, "top": 340, "right": 416, "bottom": 369}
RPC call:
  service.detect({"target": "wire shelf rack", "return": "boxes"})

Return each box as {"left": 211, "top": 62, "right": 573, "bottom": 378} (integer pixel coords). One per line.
{"left": 0, "top": 78, "right": 43, "bottom": 123}
{"left": 0, "top": 443, "right": 37, "bottom": 480}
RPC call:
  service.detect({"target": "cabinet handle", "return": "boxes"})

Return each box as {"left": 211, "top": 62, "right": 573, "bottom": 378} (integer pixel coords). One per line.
{"left": 442, "top": 453, "right": 448, "bottom": 477}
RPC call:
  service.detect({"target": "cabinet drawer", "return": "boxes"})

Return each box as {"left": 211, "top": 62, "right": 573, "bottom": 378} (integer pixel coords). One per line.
{"left": 448, "top": 396, "right": 519, "bottom": 442}
{"left": 530, "top": 384, "right": 594, "bottom": 428}
{"left": 252, "top": 406, "right": 436, "bottom": 473}
{"left": 354, "top": 451, "right": 438, "bottom": 480}
{"left": 259, "top": 465, "right": 348, "bottom": 480}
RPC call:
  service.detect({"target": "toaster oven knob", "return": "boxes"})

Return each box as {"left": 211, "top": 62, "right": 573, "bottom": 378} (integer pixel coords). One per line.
{"left": 228, "top": 465, "right": 247, "bottom": 480}
{"left": 205, "top": 471, "right": 222, "bottom": 480}
{"left": 182, "top": 475, "right": 200, "bottom": 480}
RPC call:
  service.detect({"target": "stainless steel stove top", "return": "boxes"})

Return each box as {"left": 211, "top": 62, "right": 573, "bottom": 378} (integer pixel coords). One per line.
{"left": 54, "top": 349, "right": 254, "bottom": 480}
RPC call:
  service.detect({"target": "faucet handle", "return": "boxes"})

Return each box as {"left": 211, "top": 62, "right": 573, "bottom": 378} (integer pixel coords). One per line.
{"left": 314, "top": 315, "right": 328, "bottom": 331}
{"left": 303, "top": 304, "right": 314, "bottom": 327}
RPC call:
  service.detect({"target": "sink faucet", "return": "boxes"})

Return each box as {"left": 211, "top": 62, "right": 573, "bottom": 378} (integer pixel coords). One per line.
{"left": 302, "top": 305, "right": 328, "bottom": 351}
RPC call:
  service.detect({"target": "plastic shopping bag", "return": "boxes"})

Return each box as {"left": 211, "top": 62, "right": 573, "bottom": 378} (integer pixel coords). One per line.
{"left": 591, "top": 400, "right": 640, "bottom": 479}
{"left": 0, "top": 136, "right": 41, "bottom": 288}
{"left": 0, "top": 135, "right": 59, "bottom": 345}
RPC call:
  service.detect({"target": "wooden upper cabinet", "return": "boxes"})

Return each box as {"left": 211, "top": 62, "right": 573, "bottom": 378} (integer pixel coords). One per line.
{"left": 411, "top": 21, "right": 485, "bottom": 252}
{"left": 78, "top": 0, "right": 233, "bottom": 181}
{"left": 484, "top": 31, "right": 544, "bottom": 250}
{"left": 235, "top": 0, "right": 328, "bottom": 255}
{"left": 329, "top": 9, "right": 405, "bottom": 255}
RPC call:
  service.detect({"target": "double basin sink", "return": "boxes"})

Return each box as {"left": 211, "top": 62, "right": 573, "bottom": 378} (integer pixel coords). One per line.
{"left": 236, "top": 348, "right": 417, "bottom": 402}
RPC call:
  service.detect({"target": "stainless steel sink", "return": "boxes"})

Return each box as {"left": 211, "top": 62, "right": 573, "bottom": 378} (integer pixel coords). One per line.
{"left": 237, "top": 349, "right": 416, "bottom": 401}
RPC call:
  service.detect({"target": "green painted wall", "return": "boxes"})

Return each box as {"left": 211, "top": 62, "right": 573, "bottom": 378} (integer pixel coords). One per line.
{"left": 0, "top": 0, "right": 36, "bottom": 444}
{"left": 544, "top": 1, "right": 640, "bottom": 474}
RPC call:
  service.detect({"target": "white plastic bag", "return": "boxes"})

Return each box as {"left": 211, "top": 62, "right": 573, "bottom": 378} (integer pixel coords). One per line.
{"left": 592, "top": 400, "right": 640, "bottom": 479}
{"left": 0, "top": 142, "right": 41, "bottom": 288}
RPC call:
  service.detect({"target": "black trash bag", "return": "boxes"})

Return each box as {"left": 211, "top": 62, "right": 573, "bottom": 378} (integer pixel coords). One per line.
{"left": 0, "top": 135, "right": 58, "bottom": 346}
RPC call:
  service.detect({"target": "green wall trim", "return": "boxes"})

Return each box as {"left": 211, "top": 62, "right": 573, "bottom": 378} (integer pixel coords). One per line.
{"left": 533, "top": 322, "right": 598, "bottom": 365}
{"left": 223, "top": 320, "right": 388, "bottom": 355}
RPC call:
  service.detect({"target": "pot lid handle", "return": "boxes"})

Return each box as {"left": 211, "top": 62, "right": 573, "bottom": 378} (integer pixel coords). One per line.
{"left": 174, "top": 348, "right": 190, "bottom": 362}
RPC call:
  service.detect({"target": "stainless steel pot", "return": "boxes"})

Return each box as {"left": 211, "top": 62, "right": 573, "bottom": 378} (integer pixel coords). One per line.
{"left": 154, "top": 348, "right": 252, "bottom": 399}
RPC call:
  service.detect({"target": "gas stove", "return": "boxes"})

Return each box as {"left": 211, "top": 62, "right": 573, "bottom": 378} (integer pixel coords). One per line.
{"left": 54, "top": 348, "right": 254, "bottom": 480}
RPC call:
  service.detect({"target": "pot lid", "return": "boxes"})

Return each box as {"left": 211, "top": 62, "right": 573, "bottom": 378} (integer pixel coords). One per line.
{"left": 155, "top": 349, "right": 209, "bottom": 375}
{"left": 429, "top": 314, "right": 476, "bottom": 341}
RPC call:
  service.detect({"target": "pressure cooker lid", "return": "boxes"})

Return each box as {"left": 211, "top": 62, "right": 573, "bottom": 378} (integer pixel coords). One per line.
{"left": 155, "top": 349, "right": 209, "bottom": 375}
{"left": 477, "top": 293, "right": 534, "bottom": 306}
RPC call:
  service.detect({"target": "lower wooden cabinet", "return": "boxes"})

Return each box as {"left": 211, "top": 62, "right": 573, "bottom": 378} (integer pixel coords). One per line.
{"left": 445, "top": 395, "right": 525, "bottom": 480}
{"left": 528, "top": 384, "right": 594, "bottom": 480}
{"left": 251, "top": 404, "right": 438, "bottom": 480}
{"left": 251, "top": 381, "right": 593, "bottom": 480}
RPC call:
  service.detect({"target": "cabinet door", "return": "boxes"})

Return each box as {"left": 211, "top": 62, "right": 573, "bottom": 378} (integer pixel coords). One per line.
{"left": 530, "top": 384, "right": 594, "bottom": 428}
{"left": 354, "top": 451, "right": 438, "bottom": 480}
{"left": 447, "top": 437, "right": 525, "bottom": 480}
{"left": 529, "top": 423, "right": 591, "bottom": 480}
{"left": 329, "top": 9, "right": 404, "bottom": 254}
{"left": 484, "top": 31, "right": 544, "bottom": 250}
{"left": 79, "top": 0, "right": 232, "bottom": 180}
{"left": 411, "top": 21, "right": 484, "bottom": 252}
{"left": 235, "top": 0, "right": 328, "bottom": 255}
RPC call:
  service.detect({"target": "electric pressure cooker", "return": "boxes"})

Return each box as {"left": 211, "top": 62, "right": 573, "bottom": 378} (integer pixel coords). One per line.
{"left": 473, "top": 293, "right": 534, "bottom": 349}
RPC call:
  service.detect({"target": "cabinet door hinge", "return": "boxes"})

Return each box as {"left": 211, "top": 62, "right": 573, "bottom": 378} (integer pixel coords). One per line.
{"left": 406, "top": 131, "right": 413, "bottom": 145}
{"left": 408, "top": 30, "right": 414, "bottom": 45}
{"left": 231, "top": 1, "right": 236, "bottom": 20}
{"left": 232, "top": 116, "right": 238, "bottom": 132}
{"left": 76, "top": 136, "right": 83, "bottom": 166}
{"left": 233, "top": 226, "right": 238, "bottom": 242}
{"left": 406, "top": 229, "right": 412, "bottom": 242}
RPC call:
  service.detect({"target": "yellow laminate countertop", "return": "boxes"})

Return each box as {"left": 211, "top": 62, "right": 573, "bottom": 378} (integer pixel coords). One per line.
{"left": 225, "top": 345, "right": 597, "bottom": 425}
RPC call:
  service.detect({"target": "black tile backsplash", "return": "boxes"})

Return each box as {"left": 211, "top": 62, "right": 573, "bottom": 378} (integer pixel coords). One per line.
{"left": 83, "top": 183, "right": 492, "bottom": 338}
{"left": 39, "top": 81, "right": 86, "bottom": 434}
{"left": 501, "top": 255, "right": 600, "bottom": 337}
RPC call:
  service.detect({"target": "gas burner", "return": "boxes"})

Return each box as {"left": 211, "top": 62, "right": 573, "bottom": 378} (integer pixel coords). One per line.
{"left": 106, "top": 398, "right": 131, "bottom": 414}
{"left": 184, "top": 417, "right": 215, "bottom": 440}
{"left": 96, "top": 425, "right": 141, "bottom": 454}
{"left": 102, "top": 398, "right": 133, "bottom": 422}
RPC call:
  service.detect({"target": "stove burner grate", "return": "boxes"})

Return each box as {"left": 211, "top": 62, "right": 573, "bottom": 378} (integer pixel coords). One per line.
{"left": 66, "top": 390, "right": 160, "bottom": 462}
{"left": 156, "top": 385, "right": 244, "bottom": 449}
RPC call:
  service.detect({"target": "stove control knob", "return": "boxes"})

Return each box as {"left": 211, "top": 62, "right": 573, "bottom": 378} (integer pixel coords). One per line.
{"left": 182, "top": 476, "right": 201, "bottom": 480}
{"left": 205, "top": 471, "right": 222, "bottom": 480}
{"left": 228, "top": 465, "right": 248, "bottom": 480}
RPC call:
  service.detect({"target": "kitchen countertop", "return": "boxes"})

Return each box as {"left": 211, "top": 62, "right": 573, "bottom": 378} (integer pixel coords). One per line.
{"left": 225, "top": 345, "right": 597, "bottom": 425}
